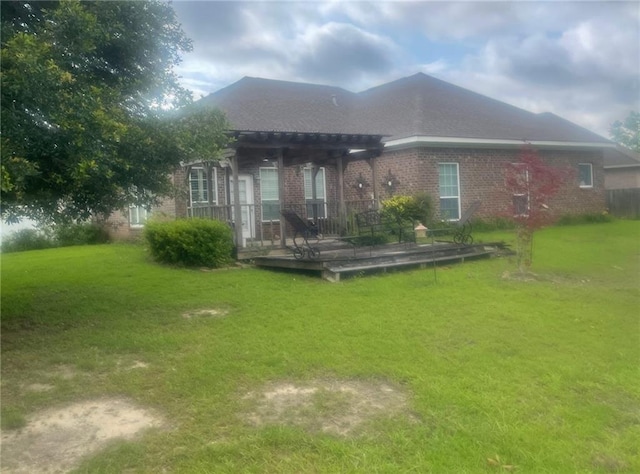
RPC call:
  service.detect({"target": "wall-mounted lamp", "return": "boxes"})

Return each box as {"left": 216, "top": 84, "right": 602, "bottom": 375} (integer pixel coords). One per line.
{"left": 261, "top": 156, "right": 278, "bottom": 168}
{"left": 382, "top": 169, "right": 398, "bottom": 194}
{"left": 354, "top": 173, "right": 369, "bottom": 195}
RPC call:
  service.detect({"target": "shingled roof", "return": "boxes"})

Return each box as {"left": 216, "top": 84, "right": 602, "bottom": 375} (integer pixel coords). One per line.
{"left": 198, "top": 73, "right": 611, "bottom": 146}
{"left": 198, "top": 76, "right": 358, "bottom": 135}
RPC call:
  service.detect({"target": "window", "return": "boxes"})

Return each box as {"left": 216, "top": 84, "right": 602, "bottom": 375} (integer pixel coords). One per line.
{"left": 304, "top": 167, "right": 326, "bottom": 219}
{"left": 129, "top": 206, "right": 149, "bottom": 227}
{"left": 438, "top": 163, "right": 460, "bottom": 220}
{"left": 189, "top": 167, "right": 217, "bottom": 205}
{"left": 511, "top": 163, "right": 530, "bottom": 216}
{"left": 578, "top": 163, "right": 593, "bottom": 188}
{"left": 512, "top": 194, "right": 529, "bottom": 216}
{"left": 259, "top": 167, "right": 280, "bottom": 221}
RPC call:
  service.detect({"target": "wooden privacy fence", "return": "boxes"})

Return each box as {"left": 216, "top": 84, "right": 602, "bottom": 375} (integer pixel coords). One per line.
{"left": 607, "top": 188, "right": 640, "bottom": 218}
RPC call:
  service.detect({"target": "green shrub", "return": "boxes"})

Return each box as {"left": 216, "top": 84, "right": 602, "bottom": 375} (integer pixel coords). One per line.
{"left": 381, "top": 193, "right": 433, "bottom": 225}
{"left": 54, "top": 223, "right": 110, "bottom": 247}
{"left": 144, "top": 218, "right": 235, "bottom": 268}
{"left": 556, "top": 212, "right": 614, "bottom": 226}
{"left": 469, "top": 217, "right": 516, "bottom": 232}
{"left": 1, "top": 229, "right": 53, "bottom": 253}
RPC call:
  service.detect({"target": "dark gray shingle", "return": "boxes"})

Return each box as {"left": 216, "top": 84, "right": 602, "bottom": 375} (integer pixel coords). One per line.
{"left": 198, "top": 73, "right": 611, "bottom": 144}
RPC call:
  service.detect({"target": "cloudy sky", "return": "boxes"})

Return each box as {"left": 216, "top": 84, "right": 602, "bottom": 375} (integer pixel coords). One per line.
{"left": 171, "top": 1, "right": 639, "bottom": 138}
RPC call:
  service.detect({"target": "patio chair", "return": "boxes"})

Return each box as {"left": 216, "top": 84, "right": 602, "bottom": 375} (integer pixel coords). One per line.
{"left": 281, "top": 210, "right": 321, "bottom": 259}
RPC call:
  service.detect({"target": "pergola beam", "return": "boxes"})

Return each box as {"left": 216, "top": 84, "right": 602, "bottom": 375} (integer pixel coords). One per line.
{"left": 229, "top": 130, "right": 385, "bottom": 151}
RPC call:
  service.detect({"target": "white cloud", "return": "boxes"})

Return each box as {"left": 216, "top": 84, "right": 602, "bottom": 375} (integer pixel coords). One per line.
{"left": 171, "top": 1, "right": 639, "bottom": 136}
{"left": 290, "top": 22, "right": 401, "bottom": 86}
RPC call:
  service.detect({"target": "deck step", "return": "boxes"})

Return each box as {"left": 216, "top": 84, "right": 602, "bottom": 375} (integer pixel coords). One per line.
{"left": 253, "top": 242, "right": 507, "bottom": 281}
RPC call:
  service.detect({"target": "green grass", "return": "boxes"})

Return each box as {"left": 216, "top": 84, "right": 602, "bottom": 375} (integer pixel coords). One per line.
{"left": 1, "top": 220, "right": 639, "bottom": 473}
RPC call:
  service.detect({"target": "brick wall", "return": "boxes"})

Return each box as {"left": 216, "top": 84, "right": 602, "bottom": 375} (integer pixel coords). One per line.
{"left": 344, "top": 146, "right": 606, "bottom": 219}
{"left": 107, "top": 144, "right": 607, "bottom": 241}
{"left": 105, "top": 172, "right": 183, "bottom": 241}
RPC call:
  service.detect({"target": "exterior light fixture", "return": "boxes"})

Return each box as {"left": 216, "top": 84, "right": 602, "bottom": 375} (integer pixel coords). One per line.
{"left": 354, "top": 173, "right": 368, "bottom": 192}
{"left": 383, "top": 169, "right": 398, "bottom": 194}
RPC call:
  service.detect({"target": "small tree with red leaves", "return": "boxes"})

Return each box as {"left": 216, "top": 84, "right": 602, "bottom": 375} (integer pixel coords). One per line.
{"left": 503, "top": 145, "right": 572, "bottom": 273}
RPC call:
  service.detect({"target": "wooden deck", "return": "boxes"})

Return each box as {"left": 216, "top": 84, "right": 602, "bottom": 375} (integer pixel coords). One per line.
{"left": 252, "top": 240, "right": 508, "bottom": 282}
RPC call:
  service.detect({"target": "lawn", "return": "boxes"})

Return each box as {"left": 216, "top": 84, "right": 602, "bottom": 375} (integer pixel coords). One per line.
{"left": 1, "top": 220, "right": 639, "bottom": 473}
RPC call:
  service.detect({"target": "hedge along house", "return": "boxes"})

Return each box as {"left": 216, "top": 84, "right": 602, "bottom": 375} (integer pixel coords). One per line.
{"left": 110, "top": 73, "right": 614, "bottom": 248}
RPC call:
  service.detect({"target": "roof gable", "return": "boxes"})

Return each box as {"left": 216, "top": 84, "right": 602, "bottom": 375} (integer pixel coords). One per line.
{"left": 355, "top": 73, "right": 609, "bottom": 144}
{"left": 199, "top": 76, "right": 358, "bottom": 134}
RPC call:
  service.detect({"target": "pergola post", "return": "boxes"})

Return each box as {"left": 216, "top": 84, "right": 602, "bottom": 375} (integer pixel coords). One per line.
{"left": 230, "top": 152, "right": 243, "bottom": 248}
{"left": 310, "top": 164, "right": 319, "bottom": 223}
{"left": 369, "top": 155, "right": 378, "bottom": 208}
{"left": 205, "top": 161, "right": 214, "bottom": 219}
{"left": 277, "top": 148, "right": 286, "bottom": 249}
{"left": 337, "top": 152, "right": 347, "bottom": 233}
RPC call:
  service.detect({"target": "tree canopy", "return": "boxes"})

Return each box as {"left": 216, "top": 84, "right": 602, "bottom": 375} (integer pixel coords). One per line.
{"left": 1, "top": 0, "right": 229, "bottom": 224}
{"left": 609, "top": 111, "right": 639, "bottom": 152}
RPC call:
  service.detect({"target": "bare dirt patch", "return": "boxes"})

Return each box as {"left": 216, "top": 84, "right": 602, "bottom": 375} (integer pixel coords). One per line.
{"left": 242, "top": 379, "right": 416, "bottom": 436}
{"left": 50, "top": 364, "right": 79, "bottom": 380}
{"left": 501, "top": 270, "right": 591, "bottom": 285}
{"left": 24, "top": 382, "right": 55, "bottom": 393}
{"left": 0, "top": 398, "right": 164, "bottom": 474}
{"left": 182, "top": 308, "right": 229, "bottom": 319}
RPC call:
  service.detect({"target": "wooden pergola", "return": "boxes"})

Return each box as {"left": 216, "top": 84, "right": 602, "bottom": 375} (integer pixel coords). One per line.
{"left": 227, "top": 130, "right": 385, "bottom": 248}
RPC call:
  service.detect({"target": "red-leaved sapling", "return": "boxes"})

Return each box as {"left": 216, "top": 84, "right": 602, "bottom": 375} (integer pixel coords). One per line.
{"left": 503, "top": 145, "right": 573, "bottom": 273}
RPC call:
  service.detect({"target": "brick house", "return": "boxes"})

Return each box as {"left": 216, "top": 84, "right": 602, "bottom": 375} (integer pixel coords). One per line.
{"left": 603, "top": 146, "right": 640, "bottom": 190}
{"left": 109, "top": 73, "right": 614, "bottom": 247}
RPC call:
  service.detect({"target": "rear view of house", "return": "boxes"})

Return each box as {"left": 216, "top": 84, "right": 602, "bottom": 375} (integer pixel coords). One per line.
{"left": 109, "top": 73, "right": 614, "bottom": 247}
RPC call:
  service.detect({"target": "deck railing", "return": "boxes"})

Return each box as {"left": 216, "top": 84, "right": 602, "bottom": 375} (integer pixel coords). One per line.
{"left": 187, "top": 200, "right": 379, "bottom": 247}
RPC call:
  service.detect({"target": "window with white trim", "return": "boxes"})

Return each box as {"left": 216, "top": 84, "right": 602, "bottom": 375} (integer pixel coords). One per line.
{"left": 129, "top": 205, "right": 149, "bottom": 227}
{"left": 303, "top": 167, "right": 326, "bottom": 219}
{"left": 438, "top": 163, "right": 460, "bottom": 220}
{"left": 189, "top": 167, "right": 217, "bottom": 206}
{"left": 259, "top": 167, "right": 280, "bottom": 221}
{"left": 578, "top": 163, "right": 593, "bottom": 188}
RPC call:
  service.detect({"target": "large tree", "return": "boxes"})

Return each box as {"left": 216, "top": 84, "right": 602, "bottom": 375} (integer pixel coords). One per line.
{"left": 1, "top": 0, "right": 229, "bottom": 224}
{"left": 609, "top": 111, "right": 639, "bottom": 152}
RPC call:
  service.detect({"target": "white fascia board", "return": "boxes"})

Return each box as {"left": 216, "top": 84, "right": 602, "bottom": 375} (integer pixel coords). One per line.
{"left": 604, "top": 164, "right": 640, "bottom": 169}
{"left": 383, "top": 136, "right": 615, "bottom": 150}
